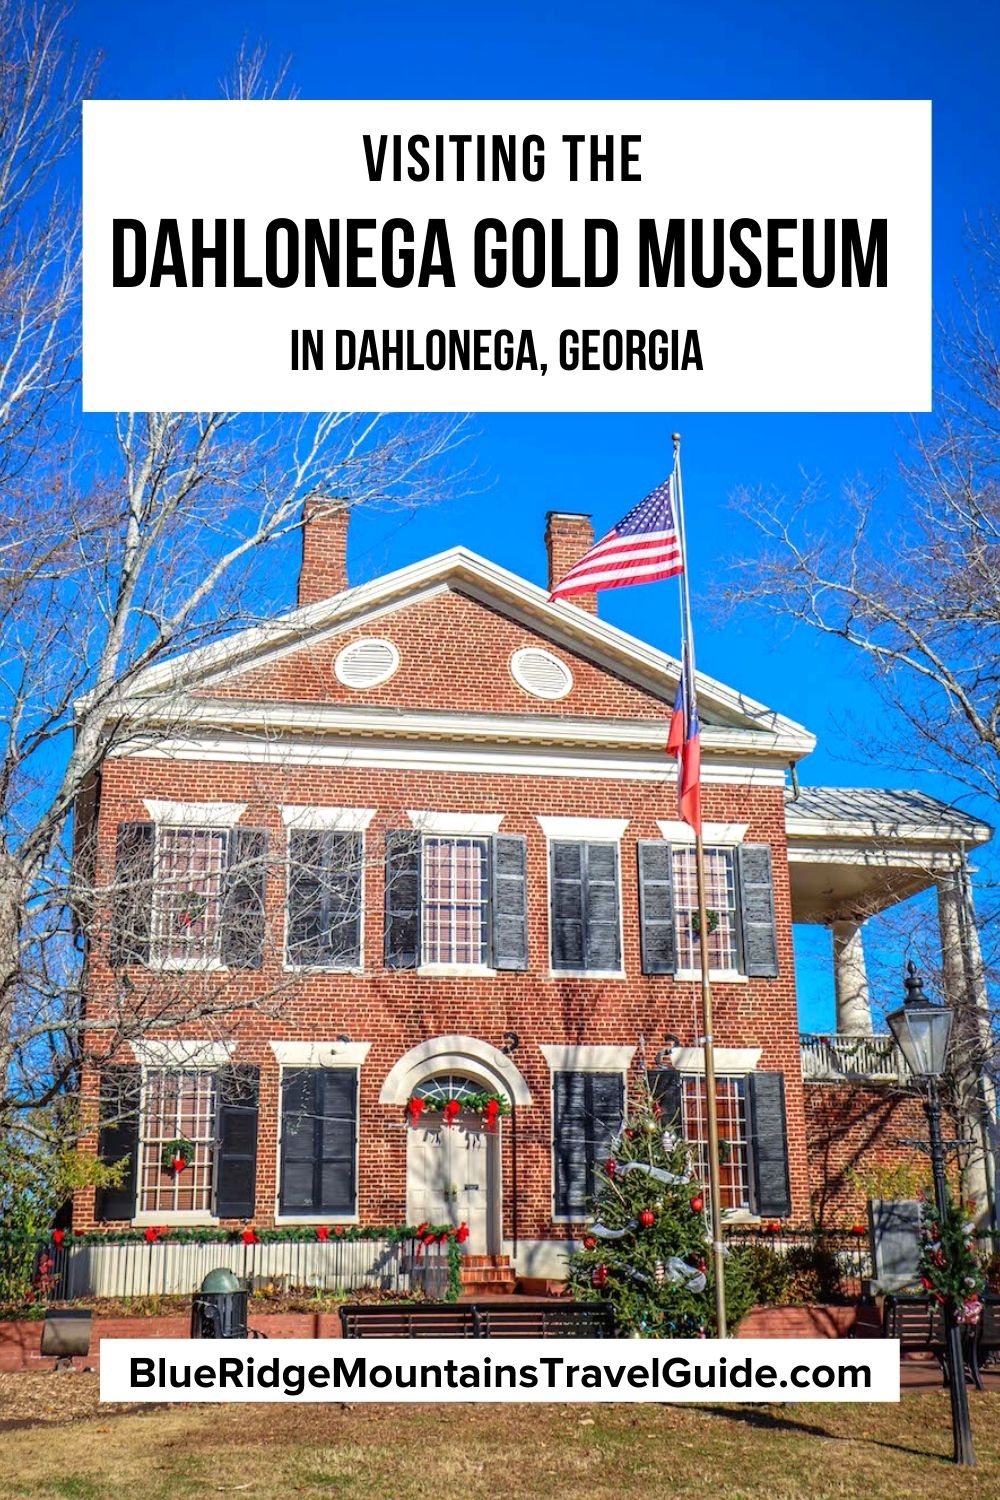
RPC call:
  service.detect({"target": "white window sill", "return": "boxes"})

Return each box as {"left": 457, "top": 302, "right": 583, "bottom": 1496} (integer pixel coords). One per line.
{"left": 282, "top": 961, "right": 365, "bottom": 976}
{"left": 720, "top": 1211, "right": 759, "bottom": 1224}
{"left": 133, "top": 1213, "right": 219, "bottom": 1227}
{"left": 673, "top": 969, "right": 748, "bottom": 984}
{"left": 417, "top": 963, "right": 496, "bottom": 977}
{"left": 148, "top": 957, "right": 225, "bottom": 973}
{"left": 273, "top": 1214, "right": 360, "bottom": 1226}
{"left": 547, "top": 970, "right": 626, "bottom": 981}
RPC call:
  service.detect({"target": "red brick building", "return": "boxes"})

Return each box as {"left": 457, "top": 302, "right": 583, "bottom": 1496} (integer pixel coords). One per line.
{"left": 72, "top": 506, "right": 993, "bottom": 1281}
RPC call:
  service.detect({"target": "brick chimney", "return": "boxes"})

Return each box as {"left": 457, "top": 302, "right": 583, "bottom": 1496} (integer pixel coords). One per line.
{"left": 298, "top": 499, "right": 349, "bottom": 607}
{"left": 545, "top": 510, "right": 597, "bottom": 614}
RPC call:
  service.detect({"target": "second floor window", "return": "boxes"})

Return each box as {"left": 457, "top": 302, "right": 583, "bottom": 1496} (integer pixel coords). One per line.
{"left": 672, "top": 845, "right": 739, "bottom": 972}
{"left": 549, "top": 839, "right": 622, "bottom": 974}
{"left": 286, "top": 830, "right": 363, "bottom": 969}
{"left": 421, "top": 836, "right": 490, "bottom": 966}
{"left": 152, "top": 827, "right": 228, "bottom": 966}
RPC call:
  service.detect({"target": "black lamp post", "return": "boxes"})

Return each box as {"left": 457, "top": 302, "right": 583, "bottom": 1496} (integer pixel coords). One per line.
{"left": 886, "top": 961, "right": 975, "bottom": 1467}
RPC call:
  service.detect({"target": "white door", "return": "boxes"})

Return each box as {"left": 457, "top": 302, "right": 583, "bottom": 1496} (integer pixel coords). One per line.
{"left": 407, "top": 1113, "right": 496, "bottom": 1254}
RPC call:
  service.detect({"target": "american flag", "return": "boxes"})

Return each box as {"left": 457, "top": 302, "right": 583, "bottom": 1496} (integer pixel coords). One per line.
{"left": 548, "top": 478, "right": 683, "bottom": 601}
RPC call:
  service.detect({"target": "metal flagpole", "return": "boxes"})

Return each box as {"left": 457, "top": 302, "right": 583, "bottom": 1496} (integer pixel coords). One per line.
{"left": 672, "top": 432, "right": 728, "bottom": 1338}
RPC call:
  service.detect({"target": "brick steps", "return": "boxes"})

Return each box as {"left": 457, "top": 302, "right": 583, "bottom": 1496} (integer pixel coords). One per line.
{"left": 459, "top": 1254, "right": 517, "bottom": 1296}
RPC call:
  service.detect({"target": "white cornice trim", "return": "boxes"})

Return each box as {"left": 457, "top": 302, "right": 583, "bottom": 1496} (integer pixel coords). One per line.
{"left": 131, "top": 1040, "right": 236, "bottom": 1067}
{"left": 407, "top": 810, "right": 505, "bottom": 836}
{"left": 280, "top": 805, "right": 376, "bottom": 832}
{"left": 269, "top": 1040, "right": 372, "bottom": 1068}
{"left": 537, "top": 815, "right": 629, "bottom": 840}
{"left": 79, "top": 546, "right": 815, "bottom": 756}
{"left": 786, "top": 815, "right": 991, "bottom": 845}
{"left": 539, "top": 1044, "right": 636, "bottom": 1072}
{"left": 119, "top": 733, "right": 789, "bottom": 787}
{"left": 143, "top": 799, "right": 246, "bottom": 828}
{"left": 107, "top": 695, "right": 812, "bottom": 759}
{"left": 658, "top": 821, "right": 748, "bottom": 846}
{"left": 669, "top": 1047, "right": 762, "bottom": 1074}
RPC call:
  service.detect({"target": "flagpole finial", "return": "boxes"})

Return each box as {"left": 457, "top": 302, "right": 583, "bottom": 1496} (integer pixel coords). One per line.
{"left": 671, "top": 431, "right": 681, "bottom": 445}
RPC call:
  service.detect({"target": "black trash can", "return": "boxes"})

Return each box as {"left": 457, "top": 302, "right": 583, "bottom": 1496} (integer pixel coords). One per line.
{"left": 190, "top": 1267, "right": 248, "bottom": 1338}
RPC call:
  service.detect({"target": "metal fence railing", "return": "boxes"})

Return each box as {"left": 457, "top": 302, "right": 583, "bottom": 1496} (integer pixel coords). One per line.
{"left": 723, "top": 1225, "right": 875, "bottom": 1300}
{"left": 0, "top": 1234, "right": 452, "bottom": 1306}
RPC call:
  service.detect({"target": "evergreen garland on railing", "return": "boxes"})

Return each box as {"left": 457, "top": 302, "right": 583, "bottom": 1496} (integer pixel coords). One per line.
{"left": 919, "top": 1194, "right": 986, "bottom": 1324}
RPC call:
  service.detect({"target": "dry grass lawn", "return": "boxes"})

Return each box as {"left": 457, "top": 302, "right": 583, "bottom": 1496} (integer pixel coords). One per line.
{"left": 2, "top": 1373, "right": 1000, "bottom": 1499}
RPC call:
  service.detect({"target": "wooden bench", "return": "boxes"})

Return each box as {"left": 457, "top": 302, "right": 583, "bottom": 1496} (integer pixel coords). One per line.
{"left": 968, "top": 1294, "right": 1000, "bottom": 1391}
{"left": 339, "top": 1300, "right": 616, "bottom": 1339}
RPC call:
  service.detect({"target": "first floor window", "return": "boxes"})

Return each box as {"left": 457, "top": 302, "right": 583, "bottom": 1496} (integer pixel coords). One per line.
{"left": 279, "top": 1068, "right": 358, "bottom": 1216}
{"left": 552, "top": 1070, "right": 624, "bottom": 1218}
{"left": 420, "top": 836, "right": 490, "bottom": 966}
{"left": 680, "top": 1074, "right": 750, "bottom": 1213}
{"left": 152, "top": 826, "right": 228, "bottom": 965}
{"left": 672, "top": 845, "right": 739, "bottom": 972}
{"left": 139, "top": 1069, "right": 217, "bottom": 1214}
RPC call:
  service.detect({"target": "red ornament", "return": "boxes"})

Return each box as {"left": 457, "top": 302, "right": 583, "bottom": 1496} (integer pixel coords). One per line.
{"left": 242, "top": 1228, "right": 259, "bottom": 1245}
{"left": 407, "top": 1097, "right": 425, "bottom": 1126}
{"left": 638, "top": 1209, "right": 655, "bottom": 1229}
{"left": 316, "top": 1226, "right": 329, "bottom": 1242}
{"left": 582, "top": 1235, "right": 597, "bottom": 1251}
{"left": 592, "top": 1264, "right": 608, "bottom": 1288}
{"left": 851, "top": 1223, "right": 867, "bottom": 1237}
{"left": 605, "top": 1158, "right": 617, "bottom": 1178}
{"left": 52, "top": 1229, "right": 65, "bottom": 1247}
{"left": 690, "top": 1194, "right": 705, "bottom": 1215}
{"left": 456, "top": 1222, "right": 470, "bottom": 1244}
{"left": 443, "top": 1099, "right": 462, "bottom": 1126}
{"left": 699, "top": 1258, "right": 707, "bottom": 1273}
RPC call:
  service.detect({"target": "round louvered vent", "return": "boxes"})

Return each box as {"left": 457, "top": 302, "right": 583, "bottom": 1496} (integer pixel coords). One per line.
{"left": 334, "top": 638, "right": 400, "bottom": 689}
{"left": 509, "top": 646, "right": 573, "bottom": 701}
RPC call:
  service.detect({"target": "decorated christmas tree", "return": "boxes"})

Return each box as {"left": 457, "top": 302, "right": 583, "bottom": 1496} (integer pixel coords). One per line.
{"left": 568, "top": 1079, "right": 748, "bottom": 1336}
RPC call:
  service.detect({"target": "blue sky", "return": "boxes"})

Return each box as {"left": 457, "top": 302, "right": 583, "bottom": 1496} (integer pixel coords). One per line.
{"left": 70, "top": 0, "right": 1000, "bottom": 1027}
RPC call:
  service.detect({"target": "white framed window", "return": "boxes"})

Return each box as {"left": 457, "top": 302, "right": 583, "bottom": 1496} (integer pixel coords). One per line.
{"left": 420, "top": 835, "right": 491, "bottom": 967}
{"left": 672, "top": 845, "right": 739, "bottom": 973}
{"left": 680, "top": 1073, "right": 751, "bottom": 1214}
{"left": 151, "top": 826, "right": 228, "bottom": 967}
{"left": 138, "top": 1068, "right": 218, "bottom": 1216}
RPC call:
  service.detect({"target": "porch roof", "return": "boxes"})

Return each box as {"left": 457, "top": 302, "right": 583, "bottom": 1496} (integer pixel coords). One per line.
{"left": 784, "top": 786, "right": 993, "bottom": 924}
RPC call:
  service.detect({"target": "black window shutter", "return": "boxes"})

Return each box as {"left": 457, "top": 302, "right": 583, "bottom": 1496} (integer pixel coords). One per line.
{"left": 317, "top": 1070, "right": 358, "bottom": 1215}
{"left": 553, "top": 1070, "right": 624, "bottom": 1217}
{"left": 287, "top": 830, "right": 362, "bottom": 968}
{"left": 384, "top": 830, "right": 421, "bottom": 968}
{"left": 747, "top": 1071, "right": 792, "bottom": 1218}
{"left": 647, "top": 1067, "right": 683, "bottom": 1128}
{"left": 553, "top": 1072, "right": 588, "bottom": 1216}
{"left": 215, "top": 1065, "right": 260, "bottom": 1218}
{"left": 491, "top": 834, "right": 528, "bottom": 970}
{"left": 637, "top": 841, "right": 677, "bottom": 975}
{"left": 110, "top": 822, "right": 154, "bottom": 967}
{"left": 95, "top": 1065, "right": 141, "bottom": 1220}
{"left": 584, "top": 843, "right": 622, "bottom": 972}
{"left": 550, "top": 841, "right": 585, "bottom": 970}
{"left": 222, "top": 829, "right": 268, "bottom": 970}
{"left": 279, "top": 1067, "right": 358, "bottom": 1215}
{"left": 736, "top": 843, "right": 779, "bottom": 978}
{"left": 279, "top": 1069, "right": 317, "bottom": 1213}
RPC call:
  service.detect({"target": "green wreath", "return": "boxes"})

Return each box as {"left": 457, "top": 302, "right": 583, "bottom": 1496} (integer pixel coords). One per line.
{"left": 177, "top": 890, "right": 207, "bottom": 928}
{"left": 162, "top": 1139, "right": 195, "bottom": 1173}
{"left": 689, "top": 909, "right": 720, "bottom": 938}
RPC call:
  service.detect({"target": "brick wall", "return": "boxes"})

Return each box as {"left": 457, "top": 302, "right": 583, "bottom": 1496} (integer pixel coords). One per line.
{"left": 75, "top": 753, "right": 809, "bottom": 1237}
{"left": 803, "top": 1082, "right": 928, "bottom": 1224}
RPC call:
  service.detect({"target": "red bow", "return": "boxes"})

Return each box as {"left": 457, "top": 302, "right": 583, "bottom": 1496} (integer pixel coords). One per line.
{"left": 443, "top": 1099, "right": 461, "bottom": 1126}
{"left": 52, "top": 1229, "right": 65, "bottom": 1247}
{"left": 407, "top": 1097, "right": 425, "bottom": 1126}
{"left": 483, "top": 1099, "right": 500, "bottom": 1133}
{"left": 456, "top": 1223, "right": 470, "bottom": 1244}
{"left": 316, "top": 1226, "right": 329, "bottom": 1242}
{"left": 242, "top": 1228, "right": 259, "bottom": 1245}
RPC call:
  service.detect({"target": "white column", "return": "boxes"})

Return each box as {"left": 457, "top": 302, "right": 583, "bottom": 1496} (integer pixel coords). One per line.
{"left": 832, "top": 920, "right": 873, "bottom": 1035}
{"left": 937, "top": 869, "right": 994, "bottom": 1229}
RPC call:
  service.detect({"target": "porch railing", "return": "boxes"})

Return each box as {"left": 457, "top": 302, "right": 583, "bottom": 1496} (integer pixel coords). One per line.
{"left": 800, "top": 1032, "right": 908, "bottom": 1083}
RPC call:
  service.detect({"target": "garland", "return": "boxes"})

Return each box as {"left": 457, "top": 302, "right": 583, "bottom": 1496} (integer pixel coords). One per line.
{"left": 406, "top": 1092, "right": 510, "bottom": 1132}
{"left": 161, "top": 1139, "right": 195, "bottom": 1173}
{"left": 45, "top": 1222, "right": 468, "bottom": 1301}
{"left": 919, "top": 1195, "right": 986, "bottom": 1324}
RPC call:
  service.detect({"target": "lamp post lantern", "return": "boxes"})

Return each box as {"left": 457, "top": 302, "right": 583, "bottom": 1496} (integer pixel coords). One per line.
{"left": 886, "top": 961, "right": 975, "bottom": 1467}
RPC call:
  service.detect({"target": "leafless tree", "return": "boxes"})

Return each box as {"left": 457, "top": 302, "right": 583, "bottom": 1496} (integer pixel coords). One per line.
{"left": 724, "top": 218, "right": 1000, "bottom": 1208}
{"left": 0, "top": 12, "right": 467, "bottom": 1172}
